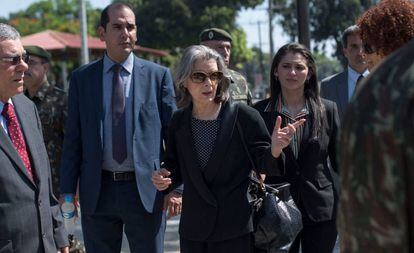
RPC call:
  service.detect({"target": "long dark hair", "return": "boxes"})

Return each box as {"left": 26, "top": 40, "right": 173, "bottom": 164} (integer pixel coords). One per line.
{"left": 269, "top": 42, "right": 325, "bottom": 137}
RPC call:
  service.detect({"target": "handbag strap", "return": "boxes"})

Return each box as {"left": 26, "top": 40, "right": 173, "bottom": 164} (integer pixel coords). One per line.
{"left": 236, "top": 115, "right": 287, "bottom": 195}
{"left": 235, "top": 118, "right": 268, "bottom": 189}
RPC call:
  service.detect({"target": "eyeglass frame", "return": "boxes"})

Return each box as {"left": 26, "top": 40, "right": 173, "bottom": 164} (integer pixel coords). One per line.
{"left": 0, "top": 54, "right": 30, "bottom": 65}
{"left": 189, "top": 71, "right": 224, "bottom": 84}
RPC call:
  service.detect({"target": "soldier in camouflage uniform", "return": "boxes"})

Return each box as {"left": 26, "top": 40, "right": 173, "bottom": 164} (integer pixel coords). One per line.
{"left": 23, "top": 46, "right": 67, "bottom": 196}
{"left": 339, "top": 29, "right": 414, "bottom": 253}
{"left": 339, "top": 2, "right": 414, "bottom": 252}
{"left": 200, "top": 28, "right": 252, "bottom": 105}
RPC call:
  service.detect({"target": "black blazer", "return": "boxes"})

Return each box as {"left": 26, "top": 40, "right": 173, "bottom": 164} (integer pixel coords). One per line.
{"left": 254, "top": 98, "right": 340, "bottom": 222}
{"left": 163, "top": 101, "right": 283, "bottom": 242}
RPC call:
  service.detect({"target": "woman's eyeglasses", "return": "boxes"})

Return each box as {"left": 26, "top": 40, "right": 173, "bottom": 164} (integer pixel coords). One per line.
{"left": 0, "top": 54, "right": 30, "bottom": 65}
{"left": 190, "top": 71, "right": 223, "bottom": 83}
{"left": 363, "top": 43, "right": 376, "bottom": 54}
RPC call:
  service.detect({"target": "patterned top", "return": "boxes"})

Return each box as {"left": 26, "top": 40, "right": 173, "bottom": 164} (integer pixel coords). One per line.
{"left": 191, "top": 117, "right": 220, "bottom": 170}
{"left": 228, "top": 69, "right": 252, "bottom": 105}
{"left": 276, "top": 95, "right": 309, "bottom": 158}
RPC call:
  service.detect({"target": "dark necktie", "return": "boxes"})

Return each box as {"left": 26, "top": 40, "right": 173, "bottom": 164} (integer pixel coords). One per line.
{"left": 112, "top": 64, "right": 127, "bottom": 164}
{"left": 2, "top": 103, "right": 34, "bottom": 180}
{"left": 356, "top": 74, "right": 364, "bottom": 87}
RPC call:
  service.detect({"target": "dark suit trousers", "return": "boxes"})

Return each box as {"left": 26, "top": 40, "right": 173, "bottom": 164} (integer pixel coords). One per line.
{"left": 289, "top": 219, "right": 337, "bottom": 253}
{"left": 81, "top": 176, "right": 165, "bottom": 253}
{"left": 180, "top": 233, "right": 252, "bottom": 253}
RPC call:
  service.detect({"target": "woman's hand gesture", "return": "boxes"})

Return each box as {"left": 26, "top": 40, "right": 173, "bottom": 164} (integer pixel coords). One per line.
{"left": 271, "top": 116, "right": 306, "bottom": 158}
{"left": 152, "top": 168, "right": 172, "bottom": 191}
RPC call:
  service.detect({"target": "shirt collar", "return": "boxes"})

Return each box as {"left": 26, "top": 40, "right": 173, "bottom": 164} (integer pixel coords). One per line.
{"left": 103, "top": 52, "right": 134, "bottom": 74}
{"left": 348, "top": 66, "right": 369, "bottom": 82}
{"left": 276, "top": 94, "right": 309, "bottom": 120}
{"left": 0, "top": 98, "right": 13, "bottom": 114}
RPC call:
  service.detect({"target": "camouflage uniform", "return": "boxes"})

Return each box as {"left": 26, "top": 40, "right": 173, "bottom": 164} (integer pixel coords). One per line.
{"left": 228, "top": 69, "right": 252, "bottom": 105}
{"left": 25, "top": 81, "right": 67, "bottom": 196}
{"left": 339, "top": 39, "right": 414, "bottom": 253}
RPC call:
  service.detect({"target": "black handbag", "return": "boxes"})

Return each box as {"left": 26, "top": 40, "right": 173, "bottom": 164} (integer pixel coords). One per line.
{"left": 236, "top": 120, "right": 303, "bottom": 252}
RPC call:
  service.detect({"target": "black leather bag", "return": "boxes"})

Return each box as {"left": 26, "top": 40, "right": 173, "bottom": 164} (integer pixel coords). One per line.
{"left": 249, "top": 175, "right": 302, "bottom": 252}
{"left": 236, "top": 120, "right": 303, "bottom": 252}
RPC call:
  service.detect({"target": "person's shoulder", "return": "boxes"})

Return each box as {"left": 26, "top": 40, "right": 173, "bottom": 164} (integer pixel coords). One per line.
{"left": 49, "top": 85, "right": 67, "bottom": 96}
{"left": 252, "top": 98, "right": 271, "bottom": 112}
{"left": 12, "top": 93, "right": 35, "bottom": 108}
{"left": 228, "top": 69, "right": 247, "bottom": 82}
{"left": 72, "top": 58, "right": 102, "bottom": 76}
{"left": 235, "top": 101, "right": 261, "bottom": 121}
{"left": 321, "top": 71, "right": 345, "bottom": 84}
{"left": 134, "top": 56, "right": 168, "bottom": 72}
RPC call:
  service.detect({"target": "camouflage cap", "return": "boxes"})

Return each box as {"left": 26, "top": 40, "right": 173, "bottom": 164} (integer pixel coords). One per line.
{"left": 24, "top": 45, "right": 51, "bottom": 61}
{"left": 199, "top": 28, "right": 232, "bottom": 42}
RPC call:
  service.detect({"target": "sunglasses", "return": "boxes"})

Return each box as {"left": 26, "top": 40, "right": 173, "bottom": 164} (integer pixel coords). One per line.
{"left": 0, "top": 54, "right": 30, "bottom": 65}
{"left": 190, "top": 71, "right": 223, "bottom": 83}
{"left": 363, "top": 43, "right": 376, "bottom": 54}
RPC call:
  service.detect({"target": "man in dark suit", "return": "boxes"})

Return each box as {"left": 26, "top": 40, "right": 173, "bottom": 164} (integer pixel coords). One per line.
{"left": 60, "top": 3, "right": 177, "bottom": 253}
{"left": 0, "top": 23, "right": 69, "bottom": 253}
{"left": 321, "top": 25, "right": 369, "bottom": 120}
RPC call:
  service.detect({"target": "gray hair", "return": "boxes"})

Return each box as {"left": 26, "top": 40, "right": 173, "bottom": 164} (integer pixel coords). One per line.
{"left": 341, "top": 25, "right": 361, "bottom": 48}
{"left": 175, "top": 45, "right": 230, "bottom": 108}
{"left": 0, "top": 23, "right": 20, "bottom": 41}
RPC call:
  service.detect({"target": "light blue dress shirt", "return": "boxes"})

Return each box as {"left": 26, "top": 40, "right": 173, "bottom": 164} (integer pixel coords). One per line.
{"left": 347, "top": 66, "right": 369, "bottom": 101}
{"left": 102, "top": 53, "right": 135, "bottom": 172}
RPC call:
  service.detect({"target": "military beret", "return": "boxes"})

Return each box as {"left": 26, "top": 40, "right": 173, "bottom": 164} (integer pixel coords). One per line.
{"left": 199, "top": 28, "right": 232, "bottom": 42}
{"left": 24, "top": 45, "right": 51, "bottom": 61}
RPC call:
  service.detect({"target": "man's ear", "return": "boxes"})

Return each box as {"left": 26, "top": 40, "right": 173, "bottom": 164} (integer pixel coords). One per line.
{"left": 98, "top": 26, "right": 106, "bottom": 42}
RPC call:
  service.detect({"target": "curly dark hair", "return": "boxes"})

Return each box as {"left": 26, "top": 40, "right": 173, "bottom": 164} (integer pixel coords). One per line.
{"left": 357, "top": 0, "right": 414, "bottom": 57}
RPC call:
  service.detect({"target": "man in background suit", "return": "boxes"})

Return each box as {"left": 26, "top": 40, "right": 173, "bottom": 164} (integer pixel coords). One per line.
{"left": 0, "top": 23, "right": 68, "bottom": 253}
{"left": 60, "top": 3, "right": 178, "bottom": 253}
{"left": 321, "top": 25, "right": 368, "bottom": 120}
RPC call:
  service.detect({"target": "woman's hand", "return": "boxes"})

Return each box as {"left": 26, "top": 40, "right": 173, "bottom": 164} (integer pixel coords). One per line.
{"left": 271, "top": 116, "right": 306, "bottom": 157}
{"left": 152, "top": 168, "right": 172, "bottom": 191}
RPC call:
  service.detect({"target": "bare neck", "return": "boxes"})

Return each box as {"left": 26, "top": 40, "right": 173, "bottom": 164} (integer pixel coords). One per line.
{"left": 192, "top": 102, "right": 222, "bottom": 120}
{"left": 281, "top": 90, "right": 306, "bottom": 116}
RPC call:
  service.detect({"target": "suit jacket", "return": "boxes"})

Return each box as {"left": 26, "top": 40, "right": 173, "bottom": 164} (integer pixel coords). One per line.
{"left": 0, "top": 94, "right": 68, "bottom": 253}
{"left": 254, "top": 98, "right": 339, "bottom": 222}
{"left": 321, "top": 71, "right": 348, "bottom": 120}
{"left": 60, "top": 55, "right": 176, "bottom": 214}
{"left": 163, "top": 102, "right": 282, "bottom": 242}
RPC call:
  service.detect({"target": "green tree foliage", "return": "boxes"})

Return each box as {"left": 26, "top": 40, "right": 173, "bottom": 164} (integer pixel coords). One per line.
{"left": 276, "top": 0, "right": 377, "bottom": 63}
{"left": 124, "top": 0, "right": 264, "bottom": 68}
{"left": 7, "top": 0, "right": 101, "bottom": 36}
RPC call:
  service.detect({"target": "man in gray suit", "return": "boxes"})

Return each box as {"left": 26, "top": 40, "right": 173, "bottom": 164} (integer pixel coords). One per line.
{"left": 321, "top": 25, "right": 369, "bottom": 120}
{"left": 0, "top": 23, "right": 69, "bottom": 253}
{"left": 60, "top": 3, "right": 178, "bottom": 253}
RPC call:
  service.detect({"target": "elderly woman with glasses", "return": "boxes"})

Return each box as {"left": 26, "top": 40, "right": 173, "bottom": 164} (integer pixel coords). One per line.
{"left": 356, "top": 0, "right": 414, "bottom": 71}
{"left": 152, "top": 45, "right": 304, "bottom": 253}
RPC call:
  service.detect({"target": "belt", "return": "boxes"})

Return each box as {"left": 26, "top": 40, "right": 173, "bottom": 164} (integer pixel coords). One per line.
{"left": 102, "top": 170, "right": 135, "bottom": 181}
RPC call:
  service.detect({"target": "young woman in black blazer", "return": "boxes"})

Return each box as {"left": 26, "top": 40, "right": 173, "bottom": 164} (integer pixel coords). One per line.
{"left": 152, "top": 45, "right": 304, "bottom": 253}
{"left": 254, "top": 43, "right": 340, "bottom": 253}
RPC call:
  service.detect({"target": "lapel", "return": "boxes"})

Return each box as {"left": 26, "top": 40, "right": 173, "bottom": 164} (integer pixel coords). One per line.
{"left": 297, "top": 111, "right": 315, "bottom": 160}
{"left": 89, "top": 59, "right": 104, "bottom": 146}
{"left": 133, "top": 56, "right": 145, "bottom": 131}
{"left": 336, "top": 71, "right": 348, "bottom": 116}
{"left": 7, "top": 95, "right": 38, "bottom": 187}
{"left": 175, "top": 105, "right": 217, "bottom": 207}
{"left": 203, "top": 102, "right": 237, "bottom": 182}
